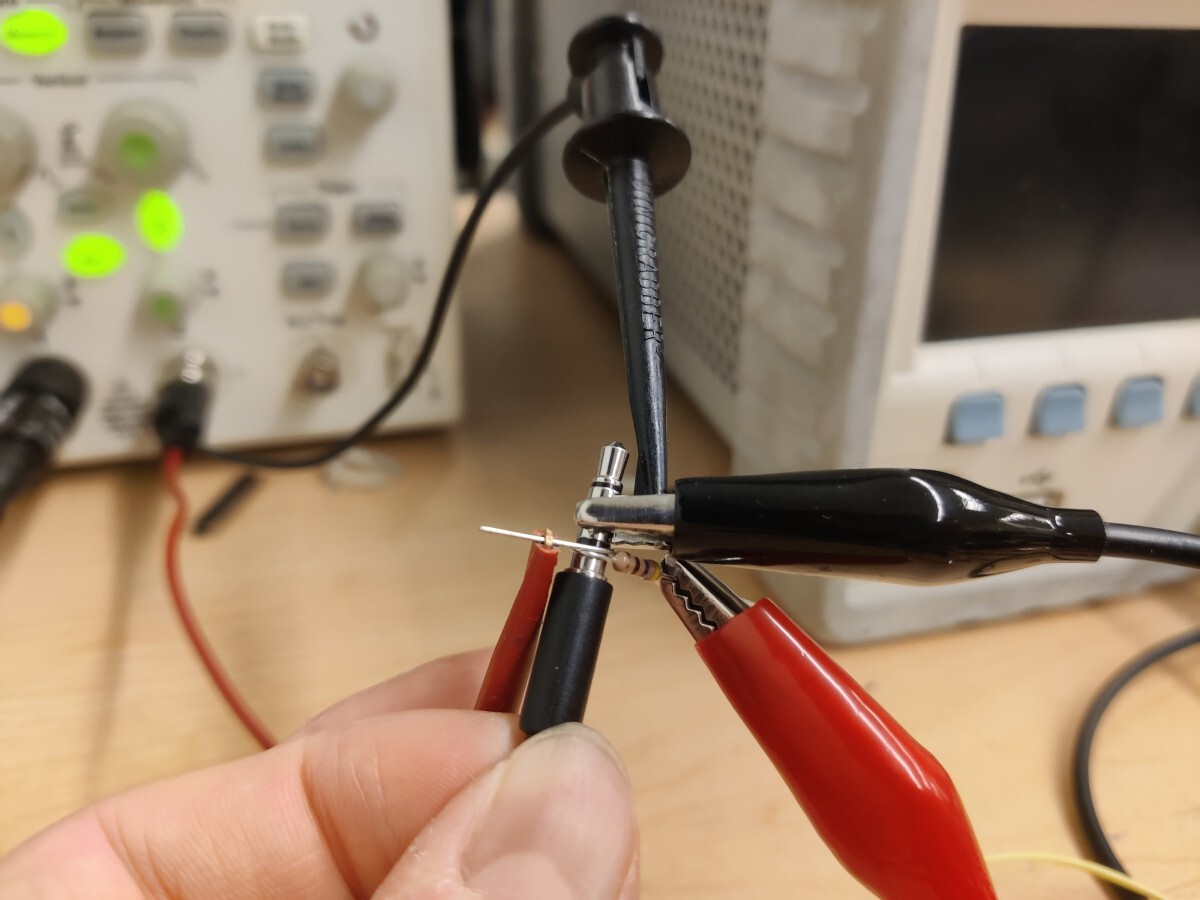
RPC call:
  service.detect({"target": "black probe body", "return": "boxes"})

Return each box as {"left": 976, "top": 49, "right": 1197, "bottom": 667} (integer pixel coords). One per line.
{"left": 0, "top": 358, "right": 87, "bottom": 519}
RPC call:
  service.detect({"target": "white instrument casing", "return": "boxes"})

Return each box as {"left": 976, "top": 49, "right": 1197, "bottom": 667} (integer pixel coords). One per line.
{"left": 0, "top": 0, "right": 461, "bottom": 464}
{"left": 517, "top": 0, "right": 1200, "bottom": 642}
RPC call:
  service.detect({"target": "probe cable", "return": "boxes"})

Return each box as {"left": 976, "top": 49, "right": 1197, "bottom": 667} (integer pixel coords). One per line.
{"left": 163, "top": 447, "right": 277, "bottom": 749}
{"left": 1070, "top": 627, "right": 1200, "bottom": 899}
{"left": 1101, "top": 523, "right": 1200, "bottom": 570}
{"left": 200, "top": 99, "right": 573, "bottom": 470}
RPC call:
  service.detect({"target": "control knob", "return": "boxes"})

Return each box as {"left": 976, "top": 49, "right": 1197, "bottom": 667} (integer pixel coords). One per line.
{"left": 338, "top": 62, "right": 396, "bottom": 118}
{"left": 96, "top": 99, "right": 190, "bottom": 186}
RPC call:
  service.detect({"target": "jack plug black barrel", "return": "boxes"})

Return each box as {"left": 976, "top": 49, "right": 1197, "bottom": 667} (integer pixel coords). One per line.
{"left": 152, "top": 350, "right": 213, "bottom": 454}
{"left": 519, "top": 569, "right": 614, "bottom": 734}
{"left": 520, "top": 441, "right": 628, "bottom": 734}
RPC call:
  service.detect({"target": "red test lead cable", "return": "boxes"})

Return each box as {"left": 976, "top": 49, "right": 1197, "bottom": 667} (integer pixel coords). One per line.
{"left": 475, "top": 538, "right": 560, "bottom": 713}
{"left": 162, "top": 447, "right": 276, "bottom": 750}
{"left": 659, "top": 558, "right": 995, "bottom": 899}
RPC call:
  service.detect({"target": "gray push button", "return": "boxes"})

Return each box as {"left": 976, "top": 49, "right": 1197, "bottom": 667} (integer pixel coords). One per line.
{"left": 259, "top": 68, "right": 315, "bottom": 107}
{"left": 0, "top": 208, "right": 31, "bottom": 260}
{"left": 352, "top": 202, "right": 403, "bottom": 236}
{"left": 1031, "top": 384, "right": 1086, "bottom": 437}
{"left": 170, "top": 11, "right": 231, "bottom": 53}
{"left": 1112, "top": 376, "right": 1164, "bottom": 429}
{"left": 282, "top": 260, "right": 335, "bottom": 298}
{"left": 264, "top": 124, "right": 324, "bottom": 164}
{"left": 58, "top": 186, "right": 112, "bottom": 224}
{"left": 946, "top": 392, "right": 1004, "bottom": 445}
{"left": 1189, "top": 376, "right": 1200, "bottom": 419}
{"left": 86, "top": 12, "right": 149, "bottom": 55}
{"left": 275, "top": 202, "right": 330, "bottom": 241}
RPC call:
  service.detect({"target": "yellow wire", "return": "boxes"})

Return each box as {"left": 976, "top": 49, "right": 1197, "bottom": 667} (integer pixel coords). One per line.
{"left": 986, "top": 851, "right": 1172, "bottom": 899}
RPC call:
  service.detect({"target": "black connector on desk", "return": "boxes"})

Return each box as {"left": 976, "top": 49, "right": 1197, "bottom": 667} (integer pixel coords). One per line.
{"left": 0, "top": 357, "right": 87, "bottom": 517}
{"left": 152, "top": 351, "right": 212, "bottom": 453}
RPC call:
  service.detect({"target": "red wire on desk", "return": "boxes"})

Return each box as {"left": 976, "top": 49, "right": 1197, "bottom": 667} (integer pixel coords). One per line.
{"left": 162, "top": 447, "right": 277, "bottom": 750}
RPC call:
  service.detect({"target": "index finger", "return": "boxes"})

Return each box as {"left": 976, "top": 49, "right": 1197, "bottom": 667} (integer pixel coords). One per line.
{"left": 0, "top": 707, "right": 521, "bottom": 900}
{"left": 288, "top": 647, "right": 491, "bottom": 740}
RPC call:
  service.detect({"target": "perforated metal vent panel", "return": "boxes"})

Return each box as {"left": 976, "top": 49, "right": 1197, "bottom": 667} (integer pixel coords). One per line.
{"left": 635, "top": 0, "right": 769, "bottom": 394}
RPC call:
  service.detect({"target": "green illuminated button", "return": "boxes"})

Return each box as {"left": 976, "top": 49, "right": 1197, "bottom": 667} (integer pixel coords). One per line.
{"left": 63, "top": 233, "right": 126, "bottom": 279}
{"left": 1, "top": 9, "right": 69, "bottom": 57}
{"left": 135, "top": 189, "right": 184, "bottom": 253}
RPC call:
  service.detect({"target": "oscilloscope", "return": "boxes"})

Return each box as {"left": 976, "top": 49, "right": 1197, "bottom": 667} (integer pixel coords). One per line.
{"left": 0, "top": 1, "right": 460, "bottom": 464}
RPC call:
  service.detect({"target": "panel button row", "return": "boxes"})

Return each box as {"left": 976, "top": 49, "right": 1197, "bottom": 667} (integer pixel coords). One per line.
{"left": 275, "top": 201, "right": 402, "bottom": 241}
{"left": 947, "top": 376, "right": 1199, "bottom": 445}
{"left": 280, "top": 253, "right": 411, "bottom": 309}
{"left": 80, "top": 11, "right": 308, "bottom": 56}
{"left": 85, "top": 10, "right": 231, "bottom": 56}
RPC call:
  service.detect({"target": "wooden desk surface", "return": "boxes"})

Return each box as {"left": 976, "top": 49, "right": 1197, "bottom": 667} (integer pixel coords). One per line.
{"left": 1, "top": 198, "right": 1198, "bottom": 898}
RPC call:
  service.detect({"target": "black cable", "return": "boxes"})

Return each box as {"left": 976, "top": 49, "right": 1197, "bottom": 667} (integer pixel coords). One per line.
{"left": 201, "top": 98, "right": 573, "bottom": 470}
{"left": 1103, "top": 522, "right": 1200, "bottom": 570}
{"left": 1070, "top": 628, "right": 1200, "bottom": 899}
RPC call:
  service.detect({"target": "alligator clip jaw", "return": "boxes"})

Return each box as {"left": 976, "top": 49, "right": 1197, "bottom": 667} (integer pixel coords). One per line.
{"left": 658, "top": 556, "right": 747, "bottom": 641}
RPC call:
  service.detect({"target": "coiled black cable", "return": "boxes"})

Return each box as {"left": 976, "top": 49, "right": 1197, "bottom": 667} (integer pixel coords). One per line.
{"left": 1070, "top": 628, "right": 1200, "bottom": 899}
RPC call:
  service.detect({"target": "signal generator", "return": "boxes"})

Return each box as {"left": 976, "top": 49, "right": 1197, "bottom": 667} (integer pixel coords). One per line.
{"left": 515, "top": 0, "right": 1200, "bottom": 641}
{"left": 0, "top": 1, "right": 460, "bottom": 464}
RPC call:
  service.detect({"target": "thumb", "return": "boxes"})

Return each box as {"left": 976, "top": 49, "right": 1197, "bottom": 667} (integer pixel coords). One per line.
{"left": 379, "top": 723, "right": 640, "bottom": 899}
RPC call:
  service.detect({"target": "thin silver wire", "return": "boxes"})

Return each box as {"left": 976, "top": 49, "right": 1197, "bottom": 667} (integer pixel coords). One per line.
{"left": 478, "top": 525, "right": 616, "bottom": 562}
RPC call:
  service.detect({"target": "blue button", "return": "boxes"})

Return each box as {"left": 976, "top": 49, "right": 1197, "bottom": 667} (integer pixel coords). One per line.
{"left": 1032, "top": 384, "right": 1086, "bottom": 437}
{"left": 947, "top": 392, "right": 1004, "bottom": 444}
{"left": 1112, "top": 376, "right": 1164, "bottom": 429}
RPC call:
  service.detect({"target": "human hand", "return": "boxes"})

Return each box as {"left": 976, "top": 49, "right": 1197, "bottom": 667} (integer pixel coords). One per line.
{"left": 0, "top": 649, "right": 639, "bottom": 899}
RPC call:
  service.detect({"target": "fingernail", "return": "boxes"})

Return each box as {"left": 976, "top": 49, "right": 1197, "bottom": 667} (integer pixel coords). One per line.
{"left": 463, "top": 723, "right": 636, "bottom": 899}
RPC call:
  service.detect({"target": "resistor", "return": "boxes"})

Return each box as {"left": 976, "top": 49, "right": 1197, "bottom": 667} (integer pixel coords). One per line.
{"left": 611, "top": 551, "right": 661, "bottom": 582}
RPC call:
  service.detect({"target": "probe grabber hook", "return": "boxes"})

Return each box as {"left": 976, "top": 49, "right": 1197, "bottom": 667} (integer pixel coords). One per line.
{"left": 561, "top": 14, "right": 690, "bottom": 496}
